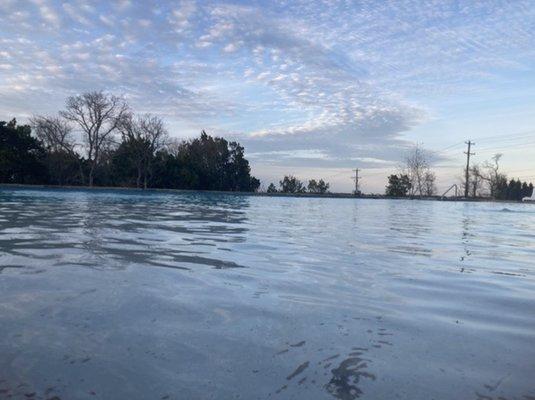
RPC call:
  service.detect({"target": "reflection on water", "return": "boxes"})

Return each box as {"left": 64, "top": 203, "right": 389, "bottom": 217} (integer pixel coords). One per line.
{"left": 0, "top": 190, "right": 249, "bottom": 272}
{"left": 1, "top": 188, "right": 535, "bottom": 400}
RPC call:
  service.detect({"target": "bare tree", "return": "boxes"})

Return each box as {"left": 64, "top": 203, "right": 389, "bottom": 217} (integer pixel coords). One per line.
{"left": 60, "top": 91, "right": 129, "bottom": 186}
{"left": 467, "top": 164, "right": 484, "bottom": 197}
{"left": 119, "top": 114, "right": 168, "bottom": 189}
{"left": 30, "top": 115, "right": 75, "bottom": 153}
{"left": 30, "top": 115, "right": 85, "bottom": 184}
{"left": 404, "top": 144, "right": 435, "bottom": 196}
{"left": 477, "top": 154, "right": 506, "bottom": 198}
{"left": 423, "top": 171, "right": 436, "bottom": 196}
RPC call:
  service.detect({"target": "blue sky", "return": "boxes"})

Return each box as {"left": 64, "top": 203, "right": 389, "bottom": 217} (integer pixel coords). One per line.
{"left": 1, "top": 0, "right": 535, "bottom": 192}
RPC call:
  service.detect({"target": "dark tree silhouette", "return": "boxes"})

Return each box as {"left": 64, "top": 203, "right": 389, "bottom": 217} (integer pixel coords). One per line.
{"left": 267, "top": 183, "right": 278, "bottom": 193}
{"left": 279, "top": 175, "right": 306, "bottom": 193}
{"left": 0, "top": 119, "right": 48, "bottom": 184}
{"left": 307, "top": 179, "right": 330, "bottom": 193}
{"left": 499, "top": 178, "right": 533, "bottom": 201}
{"left": 1, "top": 118, "right": 260, "bottom": 192}
{"left": 30, "top": 115, "right": 83, "bottom": 185}
{"left": 385, "top": 174, "right": 411, "bottom": 197}
{"left": 147, "top": 131, "right": 259, "bottom": 192}
{"left": 0, "top": 90, "right": 260, "bottom": 192}
{"left": 60, "top": 91, "right": 129, "bottom": 186}
{"left": 118, "top": 114, "right": 168, "bottom": 189}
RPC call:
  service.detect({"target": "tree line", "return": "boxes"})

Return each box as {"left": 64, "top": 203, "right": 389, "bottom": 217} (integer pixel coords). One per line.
{"left": 266, "top": 175, "right": 330, "bottom": 194}
{"left": 385, "top": 146, "right": 533, "bottom": 200}
{"left": 385, "top": 145, "right": 437, "bottom": 197}
{"left": 462, "top": 154, "right": 533, "bottom": 201}
{"left": 0, "top": 91, "right": 259, "bottom": 192}
{"left": 2, "top": 95, "right": 531, "bottom": 200}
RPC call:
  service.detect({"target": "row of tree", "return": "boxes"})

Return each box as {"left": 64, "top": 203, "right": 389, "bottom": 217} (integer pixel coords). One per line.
{"left": 0, "top": 91, "right": 260, "bottom": 192}
{"left": 261, "top": 146, "right": 531, "bottom": 200}
{"left": 384, "top": 145, "right": 437, "bottom": 197}
{"left": 463, "top": 154, "right": 533, "bottom": 200}
{"left": 385, "top": 174, "right": 412, "bottom": 197}
{"left": 266, "top": 175, "right": 330, "bottom": 194}
{"left": 384, "top": 149, "right": 533, "bottom": 200}
{"left": 3, "top": 96, "right": 531, "bottom": 200}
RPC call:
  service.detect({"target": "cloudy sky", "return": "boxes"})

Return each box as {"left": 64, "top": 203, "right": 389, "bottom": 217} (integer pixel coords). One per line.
{"left": 1, "top": 0, "right": 535, "bottom": 192}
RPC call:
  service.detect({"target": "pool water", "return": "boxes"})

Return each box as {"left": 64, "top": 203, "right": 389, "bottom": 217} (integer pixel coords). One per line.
{"left": 1, "top": 188, "right": 534, "bottom": 399}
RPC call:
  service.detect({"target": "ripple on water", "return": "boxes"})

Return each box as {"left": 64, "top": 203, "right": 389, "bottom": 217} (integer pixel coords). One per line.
{"left": 1, "top": 188, "right": 535, "bottom": 399}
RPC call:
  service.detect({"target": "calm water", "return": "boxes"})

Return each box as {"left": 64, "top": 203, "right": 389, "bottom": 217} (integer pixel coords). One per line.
{"left": 1, "top": 187, "right": 534, "bottom": 400}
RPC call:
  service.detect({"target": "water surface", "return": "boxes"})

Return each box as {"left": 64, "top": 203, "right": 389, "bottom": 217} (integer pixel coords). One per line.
{"left": 1, "top": 187, "right": 534, "bottom": 399}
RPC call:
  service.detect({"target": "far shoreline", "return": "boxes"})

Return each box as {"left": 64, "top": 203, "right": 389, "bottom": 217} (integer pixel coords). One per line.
{"left": 1, "top": 183, "right": 531, "bottom": 204}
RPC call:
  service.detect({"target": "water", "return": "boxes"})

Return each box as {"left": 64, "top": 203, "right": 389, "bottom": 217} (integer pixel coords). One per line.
{"left": 1, "top": 187, "right": 534, "bottom": 400}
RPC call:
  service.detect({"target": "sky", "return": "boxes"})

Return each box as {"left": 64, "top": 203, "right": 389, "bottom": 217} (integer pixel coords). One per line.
{"left": 1, "top": 0, "right": 535, "bottom": 193}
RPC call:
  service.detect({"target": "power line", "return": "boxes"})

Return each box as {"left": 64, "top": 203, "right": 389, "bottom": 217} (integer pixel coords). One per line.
{"left": 437, "top": 141, "right": 466, "bottom": 152}
{"left": 430, "top": 130, "right": 535, "bottom": 157}
{"left": 328, "top": 130, "right": 534, "bottom": 192}
{"left": 324, "top": 170, "right": 350, "bottom": 179}
{"left": 476, "top": 139, "right": 535, "bottom": 152}
{"left": 428, "top": 141, "right": 465, "bottom": 156}
{"left": 472, "top": 129, "right": 535, "bottom": 143}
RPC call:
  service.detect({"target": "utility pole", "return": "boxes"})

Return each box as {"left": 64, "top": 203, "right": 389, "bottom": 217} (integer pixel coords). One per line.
{"left": 464, "top": 141, "right": 475, "bottom": 198}
{"left": 352, "top": 169, "right": 360, "bottom": 196}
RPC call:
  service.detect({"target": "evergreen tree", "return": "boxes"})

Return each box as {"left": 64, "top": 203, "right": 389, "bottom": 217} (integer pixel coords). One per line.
{"left": 307, "top": 179, "right": 330, "bottom": 194}
{"left": 267, "top": 183, "right": 278, "bottom": 193}
{"left": 279, "top": 175, "right": 306, "bottom": 193}
{"left": 0, "top": 118, "right": 260, "bottom": 192}
{"left": 0, "top": 119, "right": 48, "bottom": 184}
{"left": 385, "top": 174, "right": 411, "bottom": 197}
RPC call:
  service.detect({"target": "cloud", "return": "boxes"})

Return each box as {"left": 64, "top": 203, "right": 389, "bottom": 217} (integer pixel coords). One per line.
{"left": 0, "top": 0, "right": 534, "bottom": 181}
{"left": 168, "top": 0, "right": 197, "bottom": 34}
{"left": 31, "top": 0, "right": 61, "bottom": 28}
{"left": 236, "top": 104, "right": 424, "bottom": 169}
